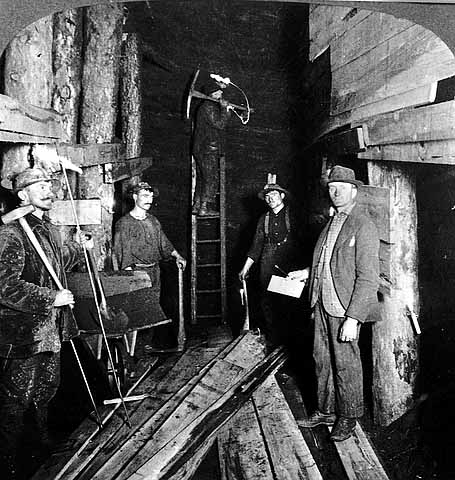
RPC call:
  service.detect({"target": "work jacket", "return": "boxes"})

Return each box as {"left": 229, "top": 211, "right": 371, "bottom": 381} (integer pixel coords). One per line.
{"left": 309, "top": 204, "right": 381, "bottom": 323}
{"left": 0, "top": 214, "right": 80, "bottom": 357}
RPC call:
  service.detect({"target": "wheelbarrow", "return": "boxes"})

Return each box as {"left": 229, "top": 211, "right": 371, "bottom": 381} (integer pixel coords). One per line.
{"left": 66, "top": 267, "right": 176, "bottom": 394}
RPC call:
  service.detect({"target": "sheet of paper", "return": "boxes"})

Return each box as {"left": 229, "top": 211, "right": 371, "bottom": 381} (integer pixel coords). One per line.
{"left": 267, "top": 275, "right": 305, "bottom": 298}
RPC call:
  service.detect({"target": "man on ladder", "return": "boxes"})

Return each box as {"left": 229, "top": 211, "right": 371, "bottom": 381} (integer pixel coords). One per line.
{"left": 191, "top": 79, "right": 232, "bottom": 216}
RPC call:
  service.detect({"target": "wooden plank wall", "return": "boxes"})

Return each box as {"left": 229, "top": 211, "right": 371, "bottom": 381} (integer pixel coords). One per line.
{"left": 307, "top": 6, "right": 455, "bottom": 139}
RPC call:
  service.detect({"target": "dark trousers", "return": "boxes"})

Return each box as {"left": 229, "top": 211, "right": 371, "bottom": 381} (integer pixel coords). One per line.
{"left": 314, "top": 301, "right": 364, "bottom": 418}
{"left": 0, "top": 352, "right": 60, "bottom": 479}
{"left": 193, "top": 150, "right": 220, "bottom": 209}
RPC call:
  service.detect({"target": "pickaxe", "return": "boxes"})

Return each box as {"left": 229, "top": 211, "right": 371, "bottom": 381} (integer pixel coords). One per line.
{"left": 1, "top": 204, "right": 103, "bottom": 427}
{"left": 186, "top": 69, "right": 251, "bottom": 119}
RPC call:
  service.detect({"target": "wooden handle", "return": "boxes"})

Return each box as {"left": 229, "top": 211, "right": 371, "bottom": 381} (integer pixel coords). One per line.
{"left": 176, "top": 267, "right": 186, "bottom": 351}
{"left": 19, "top": 217, "right": 64, "bottom": 290}
{"left": 242, "top": 279, "right": 250, "bottom": 331}
{"left": 190, "top": 89, "right": 250, "bottom": 112}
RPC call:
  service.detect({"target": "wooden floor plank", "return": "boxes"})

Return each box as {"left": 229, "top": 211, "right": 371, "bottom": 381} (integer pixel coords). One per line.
{"left": 78, "top": 343, "right": 231, "bottom": 479}
{"left": 131, "top": 346, "right": 287, "bottom": 480}
{"left": 253, "top": 376, "right": 323, "bottom": 480}
{"left": 218, "top": 399, "right": 274, "bottom": 480}
{"left": 329, "top": 423, "right": 390, "bottom": 480}
{"left": 31, "top": 355, "right": 161, "bottom": 480}
{"left": 112, "top": 332, "right": 266, "bottom": 480}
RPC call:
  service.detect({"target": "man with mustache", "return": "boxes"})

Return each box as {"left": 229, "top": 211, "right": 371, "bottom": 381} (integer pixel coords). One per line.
{"left": 113, "top": 182, "right": 186, "bottom": 338}
{"left": 114, "top": 182, "right": 186, "bottom": 273}
{"left": 0, "top": 167, "right": 88, "bottom": 478}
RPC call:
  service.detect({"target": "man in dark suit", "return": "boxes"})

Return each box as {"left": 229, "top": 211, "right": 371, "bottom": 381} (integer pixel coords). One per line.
{"left": 289, "top": 165, "right": 380, "bottom": 442}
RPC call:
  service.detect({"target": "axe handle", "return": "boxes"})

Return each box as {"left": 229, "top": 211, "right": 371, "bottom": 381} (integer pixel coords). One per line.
{"left": 242, "top": 279, "right": 250, "bottom": 331}
{"left": 19, "top": 217, "right": 64, "bottom": 291}
{"left": 176, "top": 266, "right": 186, "bottom": 351}
{"left": 190, "top": 90, "right": 250, "bottom": 112}
{"left": 18, "top": 217, "right": 103, "bottom": 426}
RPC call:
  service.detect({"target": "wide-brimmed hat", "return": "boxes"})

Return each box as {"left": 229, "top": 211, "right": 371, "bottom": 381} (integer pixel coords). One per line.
{"left": 325, "top": 165, "right": 363, "bottom": 187}
{"left": 131, "top": 181, "right": 159, "bottom": 197}
{"left": 258, "top": 183, "right": 290, "bottom": 200}
{"left": 12, "top": 167, "right": 52, "bottom": 193}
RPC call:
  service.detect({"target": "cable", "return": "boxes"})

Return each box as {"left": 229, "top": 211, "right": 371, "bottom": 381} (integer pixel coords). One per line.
{"left": 229, "top": 80, "right": 251, "bottom": 124}
{"left": 210, "top": 73, "right": 251, "bottom": 124}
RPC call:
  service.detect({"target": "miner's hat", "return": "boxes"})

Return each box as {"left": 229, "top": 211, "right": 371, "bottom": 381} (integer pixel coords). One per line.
{"left": 257, "top": 183, "right": 290, "bottom": 200}
{"left": 131, "top": 181, "right": 160, "bottom": 197}
{"left": 12, "top": 167, "right": 52, "bottom": 193}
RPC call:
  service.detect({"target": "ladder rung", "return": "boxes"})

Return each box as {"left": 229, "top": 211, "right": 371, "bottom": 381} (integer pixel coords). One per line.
{"left": 195, "top": 213, "right": 220, "bottom": 218}
{"left": 196, "top": 239, "right": 220, "bottom": 244}
{"left": 198, "top": 263, "right": 221, "bottom": 268}
{"left": 196, "top": 289, "right": 222, "bottom": 294}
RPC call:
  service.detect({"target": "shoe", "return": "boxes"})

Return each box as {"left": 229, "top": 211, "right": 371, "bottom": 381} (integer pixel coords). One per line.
{"left": 330, "top": 416, "right": 356, "bottom": 442}
{"left": 298, "top": 410, "right": 337, "bottom": 428}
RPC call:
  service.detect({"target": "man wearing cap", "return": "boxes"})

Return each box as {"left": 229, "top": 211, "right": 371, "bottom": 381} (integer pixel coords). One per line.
{"left": 289, "top": 165, "right": 380, "bottom": 442}
{"left": 239, "top": 182, "right": 301, "bottom": 348}
{"left": 192, "top": 80, "right": 232, "bottom": 216}
{"left": 0, "top": 167, "right": 87, "bottom": 477}
{"left": 114, "top": 181, "right": 186, "bottom": 285}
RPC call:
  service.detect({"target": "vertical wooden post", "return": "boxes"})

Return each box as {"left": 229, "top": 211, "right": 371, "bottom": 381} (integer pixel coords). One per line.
{"left": 368, "top": 161, "right": 419, "bottom": 426}
{"left": 52, "top": 9, "right": 83, "bottom": 144}
{"left": 52, "top": 9, "right": 83, "bottom": 244}
{"left": 79, "top": 3, "right": 123, "bottom": 270}
{"left": 120, "top": 32, "right": 143, "bottom": 212}
{"left": 1, "top": 16, "right": 53, "bottom": 189}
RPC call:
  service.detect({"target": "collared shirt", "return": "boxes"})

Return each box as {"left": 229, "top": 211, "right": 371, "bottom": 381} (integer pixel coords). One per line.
{"left": 318, "top": 202, "right": 356, "bottom": 316}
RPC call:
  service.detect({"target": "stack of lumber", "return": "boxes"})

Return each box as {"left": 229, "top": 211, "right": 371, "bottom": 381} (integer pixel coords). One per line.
{"left": 33, "top": 330, "right": 390, "bottom": 480}
{"left": 32, "top": 332, "right": 286, "bottom": 480}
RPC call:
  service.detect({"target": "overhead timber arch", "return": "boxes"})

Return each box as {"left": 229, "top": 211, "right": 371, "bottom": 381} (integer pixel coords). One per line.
{"left": 1, "top": 1, "right": 455, "bottom": 57}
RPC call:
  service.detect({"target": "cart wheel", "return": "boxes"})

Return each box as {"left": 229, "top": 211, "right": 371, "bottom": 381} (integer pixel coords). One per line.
{"left": 101, "top": 340, "right": 126, "bottom": 395}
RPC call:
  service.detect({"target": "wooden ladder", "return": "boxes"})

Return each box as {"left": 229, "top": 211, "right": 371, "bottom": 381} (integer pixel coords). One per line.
{"left": 191, "top": 155, "right": 227, "bottom": 325}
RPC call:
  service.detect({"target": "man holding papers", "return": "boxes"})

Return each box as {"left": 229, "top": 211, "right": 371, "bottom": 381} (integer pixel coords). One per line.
{"left": 289, "top": 166, "right": 380, "bottom": 442}
{"left": 239, "top": 182, "right": 303, "bottom": 348}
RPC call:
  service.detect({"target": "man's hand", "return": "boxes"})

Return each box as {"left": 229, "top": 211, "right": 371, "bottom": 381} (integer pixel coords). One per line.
{"left": 339, "top": 317, "right": 359, "bottom": 342}
{"left": 175, "top": 255, "right": 187, "bottom": 270}
{"left": 238, "top": 266, "right": 249, "bottom": 282}
{"left": 220, "top": 98, "right": 230, "bottom": 110}
{"left": 75, "top": 230, "right": 94, "bottom": 250}
{"left": 287, "top": 267, "right": 310, "bottom": 283}
{"left": 239, "top": 257, "right": 254, "bottom": 282}
{"left": 54, "top": 289, "right": 75, "bottom": 307}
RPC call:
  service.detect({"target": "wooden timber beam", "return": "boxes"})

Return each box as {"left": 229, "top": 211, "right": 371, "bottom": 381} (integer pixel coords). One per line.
{"left": 0, "top": 93, "right": 65, "bottom": 143}
{"left": 360, "top": 99, "right": 455, "bottom": 147}
{"left": 47, "top": 199, "right": 102, "bottom": 226}
{"left": 307, "top": 126, "right": 365, "bottom": 155}
{"left": 111, "top": 156, "right": 153, "bottom": 182}
{"left": 55, "top": 143, "right": 125, "bottom": 168}
{"left": 358, "top": 140, "right": 455, "bottom": 165}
